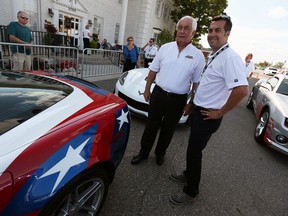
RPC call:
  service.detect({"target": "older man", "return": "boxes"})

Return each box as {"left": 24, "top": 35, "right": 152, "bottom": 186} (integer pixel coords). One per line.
{"left": 169, "top": 15, "right": 249, "bottom": 205}
{"left": 7, "top": 11, "right": 33, "bottom": 70}
{"left": 131, "top": 16, "right": 205, "bottom": 166}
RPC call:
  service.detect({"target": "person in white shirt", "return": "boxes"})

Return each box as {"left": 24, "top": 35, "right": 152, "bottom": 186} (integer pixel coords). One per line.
{"left": 141, "top": 38, "right": 158, "bottom": 67}
{"left": 169, "top": 15, "right": 249, "bottom": 205}
{"left": 83, "top": 25, "right": 92, "bottom": 54}
{"left": 131, "top": 16, "right": 205, "bottom": 167}
{"left": 245, "top": 53, "right": 255, "bottom": 79}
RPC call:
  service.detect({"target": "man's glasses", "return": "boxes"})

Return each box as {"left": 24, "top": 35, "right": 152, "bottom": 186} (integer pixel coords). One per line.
{"left": 20, "top": 16, "right": 29, "bottom": 20}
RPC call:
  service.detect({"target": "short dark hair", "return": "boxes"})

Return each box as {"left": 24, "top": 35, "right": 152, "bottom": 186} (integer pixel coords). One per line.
{"left": 212, "top": 15, "right": 232, "bottom": 32}
{"left": 149, "top": 38, "right": 155, "bottom": 42}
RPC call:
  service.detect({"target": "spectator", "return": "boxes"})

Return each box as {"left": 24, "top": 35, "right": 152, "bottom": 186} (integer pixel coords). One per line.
{"left": 101, "top": 38, "right": 110, "bottom": 57}
{"left": 130, "top": 16, "right": 205, "bottom": 166}
{"left": 112, "top": 39, "right": 122, "bottom": 50}
{"left": 7, "top": 10, "right": 33, "bottom": 70}
{"left": 169, "top": 15, "right": 249, "bottom": 205}
{"left": 245, "top": 53, "right": 255, "bottom": 79}
{"left": 83, "top": 24, "right": 92, "bottom": 54}
{"left": 122, "top": 36, "right": 139, "bottom": 72}
{"left": 141, "top": 38, "right": 158, "bottom": 68}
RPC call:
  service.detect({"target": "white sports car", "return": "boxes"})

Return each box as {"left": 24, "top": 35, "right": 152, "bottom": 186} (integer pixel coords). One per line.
{"left": 114, "top": 68, "right": 191, "bottom": 124}
{"left": 247, "top": 74, "right": 288, "bottom": 155}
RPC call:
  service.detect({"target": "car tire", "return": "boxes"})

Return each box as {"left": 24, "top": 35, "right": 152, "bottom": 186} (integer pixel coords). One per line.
{"left": 254, "top": 109, "right": 269, "bottom": 144}
{"left": 246, "top": 90, "right": 253, "bottom": 109}
{"left": 39, "top": 167, "right": 110, "bottom": 216}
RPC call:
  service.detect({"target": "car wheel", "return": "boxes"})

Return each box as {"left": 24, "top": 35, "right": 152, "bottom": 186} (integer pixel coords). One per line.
{"left": 40, "top": 167, "right": 109, "bottom": 216}
{"left": 246, "top": 91, "right": 253, "bottom": 109}
{"left": 254, "top": 109, "right": 269, "bottom": 144}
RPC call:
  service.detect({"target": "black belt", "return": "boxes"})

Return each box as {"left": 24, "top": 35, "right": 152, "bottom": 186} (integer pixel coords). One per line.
{"left": 155, "top": 85, "right": 187, "bottom": 97}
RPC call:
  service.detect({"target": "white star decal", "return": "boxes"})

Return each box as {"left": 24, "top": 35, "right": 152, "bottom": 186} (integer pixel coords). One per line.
{"left": 117, "top": 110, "right": 129, "bottom": 131}
{"left": 39, "top": 138, "right": 90, "bottom": 194}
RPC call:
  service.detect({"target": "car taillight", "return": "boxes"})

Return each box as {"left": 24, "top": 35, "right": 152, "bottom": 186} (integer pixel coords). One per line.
{"left": 285, "top": 118, "right": 288, "bottom": 128}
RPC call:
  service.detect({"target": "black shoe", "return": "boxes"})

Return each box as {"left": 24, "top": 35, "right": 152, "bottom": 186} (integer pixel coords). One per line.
{"left": 156, "top": 155, "right": 164, "bottom": 165}
{"left": 169, "top": 192, "right": 195, "bottom": 205}
{"left": 131, "top": 154, "right": 148, "bottom": 165}
{"left": 169, "top": 173, "right": 186, "bottom": 183}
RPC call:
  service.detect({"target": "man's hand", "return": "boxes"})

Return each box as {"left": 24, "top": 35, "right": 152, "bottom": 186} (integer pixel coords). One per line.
{"left": 143, "top": 89, "right": 151, "bottom": 102}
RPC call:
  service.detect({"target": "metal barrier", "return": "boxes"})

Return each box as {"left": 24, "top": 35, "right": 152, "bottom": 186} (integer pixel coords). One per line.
{"left": 80, "top": 48, "right": 123, "bottom": 78}
{"left": 0, "top": 42, "right": 126, "bottom": 80}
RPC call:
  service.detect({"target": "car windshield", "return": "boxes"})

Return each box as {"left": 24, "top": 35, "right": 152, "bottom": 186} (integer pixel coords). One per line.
{"left": 0, "top": 71, "right": 73, "bottom": 135}
{"left": 276, "top": 79, "right": 288, "bottom": 95}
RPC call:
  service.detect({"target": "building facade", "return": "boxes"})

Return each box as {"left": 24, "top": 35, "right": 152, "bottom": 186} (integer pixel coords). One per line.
{"left": 0, "top": 0, "right": 175, "bottom": 49}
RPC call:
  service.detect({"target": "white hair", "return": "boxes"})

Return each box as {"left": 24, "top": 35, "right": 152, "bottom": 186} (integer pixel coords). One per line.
{"left": 176, "top": 16, "right": 198, "bottom": 32}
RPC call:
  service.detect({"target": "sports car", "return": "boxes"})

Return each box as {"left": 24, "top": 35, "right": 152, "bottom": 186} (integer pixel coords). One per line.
{"left": 247, "top": 74, "right": 288, "bottom": 155}
{"left": 114, "top": 68, "right": 191, "bottom": 124}
{"left": 0, "top": 70, "right": 130, "bottom": 215}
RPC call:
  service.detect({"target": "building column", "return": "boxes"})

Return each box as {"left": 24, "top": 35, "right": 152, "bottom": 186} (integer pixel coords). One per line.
{"left": 118, "top": 0, "right": 128, "bottom": 46}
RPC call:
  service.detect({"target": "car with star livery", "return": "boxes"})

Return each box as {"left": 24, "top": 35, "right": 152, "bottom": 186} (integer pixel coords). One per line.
{"left": 114, "top": 68, "right": 191, "bottom": 124}
{"left": 0, "top": 70, "right": 130, "bottom": 215}
{"left": 246, "top": 74, "right": 288, "bottom": 155}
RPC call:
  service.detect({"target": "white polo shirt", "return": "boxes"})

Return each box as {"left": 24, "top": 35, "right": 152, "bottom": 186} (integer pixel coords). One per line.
{"left": 144, "top": 45, "right": 158, "bottom": 59}
{"left": 149, "top": 41, "right": 205, "bottom": 94}
{"left": 194, "top": 44, "right": 248, "bottom": 109}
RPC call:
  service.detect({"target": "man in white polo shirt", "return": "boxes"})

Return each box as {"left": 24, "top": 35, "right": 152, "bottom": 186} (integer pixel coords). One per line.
{"left": 141, "top": 38, "right": 158, "bottom": 68}
{"left": 131, "top": 16, "right": 205, "bottom": 166}
{"left": 169, "top": 15, "right": 249, "bottom": 204}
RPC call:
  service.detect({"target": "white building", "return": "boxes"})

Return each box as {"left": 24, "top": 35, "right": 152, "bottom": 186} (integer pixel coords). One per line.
{"left": 0, "top": 0, "right": 175, "bottom": 49}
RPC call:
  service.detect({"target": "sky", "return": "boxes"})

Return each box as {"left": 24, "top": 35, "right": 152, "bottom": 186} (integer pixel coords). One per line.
{"left": 200, "top": 0, "right": 288, "bottom": 66}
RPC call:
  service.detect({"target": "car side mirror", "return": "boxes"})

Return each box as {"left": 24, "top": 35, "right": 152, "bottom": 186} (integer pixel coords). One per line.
{"left": 260, "top": 83, "right": 272, "bottom": 91}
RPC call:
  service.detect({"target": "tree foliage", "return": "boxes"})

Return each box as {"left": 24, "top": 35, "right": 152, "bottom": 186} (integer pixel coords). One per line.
{"left": 170, "top": 0, "right": 228, "bottom": 45}
{"left": 156, "top": 29, "right": 175, "bottom": 47}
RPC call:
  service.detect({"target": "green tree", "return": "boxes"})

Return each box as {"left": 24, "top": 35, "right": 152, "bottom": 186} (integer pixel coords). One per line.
{"left": 273, "top": 62, "right": 285, "bottom": 69}
{"left": 171, "top": 0, "right": 228, "bottom": 45}
{"left": 156, "top": 29, "right": 175, "bottom": 47}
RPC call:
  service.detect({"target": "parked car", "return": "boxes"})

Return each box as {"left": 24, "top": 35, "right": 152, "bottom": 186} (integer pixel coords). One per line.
{"left": 264, "top": 67, "right": 278, "bottom": 76}
{"left": 246, "top": 74, "right": 288, "bottom": 155}
{"left": 114, "top": 68, "right": 191, "bottom": 124}
{"left": 0, "top": 70, "right": 130, "bottom": 215}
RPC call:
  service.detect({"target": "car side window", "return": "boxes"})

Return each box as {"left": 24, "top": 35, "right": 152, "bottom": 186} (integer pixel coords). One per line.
{"left": 267, "top": 77, "right": 279, "bottom": 90}
{"left": 276, "top": 79, "right": 288, "bottom": 95}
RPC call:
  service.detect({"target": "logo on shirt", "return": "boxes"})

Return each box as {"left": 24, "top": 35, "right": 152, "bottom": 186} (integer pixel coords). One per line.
{"left": 234, "top": 79, "right": 238, "bottom": 82}
{"left": 185, "top": 55, "right": 193, "bottom": 59}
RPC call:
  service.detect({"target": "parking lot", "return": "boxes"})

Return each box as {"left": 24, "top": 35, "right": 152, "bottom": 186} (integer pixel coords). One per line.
{"left": 95, "top": 77, "right": 288, "bottom": 216}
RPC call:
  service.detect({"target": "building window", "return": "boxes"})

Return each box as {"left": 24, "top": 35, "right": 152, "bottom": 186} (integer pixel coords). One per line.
{"left": 155, "top": 0, "right": 161, "bottom": 16}
{"left": 93, "top": 17, "right": 102, "bottom": 36}
{"left": 163, "top": 5, "right": 169, "bottom": 21}
{"left": 114, "top": 24, "right": 120, "bottom": 42}
{"left": 160, "top": 2, "right": 165, "bottom": 18}
{"left": 23, "top": 0, "right": 39, "bottom": 31}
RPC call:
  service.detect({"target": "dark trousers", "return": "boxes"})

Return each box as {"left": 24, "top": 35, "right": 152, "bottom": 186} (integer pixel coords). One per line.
{"left": 183, "top": 106, "right": 222, "bottom": 197}
{"left": 144, "top": 58, "right": 153, "bottom": 68}
{"left": 123, "top": 59, "right": 136, "bottom": 72}
{"left": 139, "top": 85, "right": 187, "bottom": 157}
{"left": 83, "top": 38, "right": 90, "bottom": 54}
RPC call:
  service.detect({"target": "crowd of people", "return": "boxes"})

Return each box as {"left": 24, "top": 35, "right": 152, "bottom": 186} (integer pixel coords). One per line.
{"left": 7, "top": 9, "right": 252, "bottom": 206}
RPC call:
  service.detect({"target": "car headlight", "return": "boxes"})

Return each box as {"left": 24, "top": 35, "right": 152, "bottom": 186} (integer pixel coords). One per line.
{"left": 119, "top": 71, "right": 128, "bottom": 85}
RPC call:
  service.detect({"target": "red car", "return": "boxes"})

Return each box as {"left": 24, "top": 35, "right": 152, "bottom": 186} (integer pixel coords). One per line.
{"left": 0, "top": 70, "right": 130, "bottom": 215}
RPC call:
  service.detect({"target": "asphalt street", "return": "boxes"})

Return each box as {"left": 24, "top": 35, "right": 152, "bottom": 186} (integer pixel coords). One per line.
{"left": 94, "top": 77, "right": 288, "bottom": 216}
